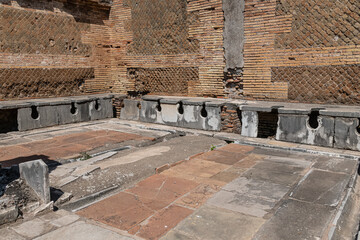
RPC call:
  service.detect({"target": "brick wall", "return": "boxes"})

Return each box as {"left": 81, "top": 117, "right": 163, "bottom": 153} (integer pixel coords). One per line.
{"left": 242, "top": 0, "right": 360, "bottom": 104}
{"left": 0, "top": 0, "right": 112, "bottom": 100}
{"left": 110, "top": 0, "right": 225, "bottom": 97}
{"left": 2, "top": 0, "right": 359, "bottom": 105}
{"left": 220, "top": 104, "right": 242, "bottom": 134}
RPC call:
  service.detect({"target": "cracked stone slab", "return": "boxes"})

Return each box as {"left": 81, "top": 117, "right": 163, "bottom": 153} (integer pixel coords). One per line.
{"left": 242, "top": 160, "right": 307, "bottom": 186}
{"left": 34, "top": 221, "right": 135, "bottom": 240}
{"left": 253, "top": 200, "right": 336, "bottom": 240}
{"left": 163, "top": 205, "right": 265, "bottom": 240}
{"left": 50, "top": 214, "right": 80, "bottom": 227}
{"left": 72, "top": 165, "right": 100, "bottom": 177}
{"left": 208, "top": 190, "right": 277, "bottom": 217}
{"left": 222, "top": 177, "right": 290, "bottom": 200}
{"left": 290, "top": 169, "right": 351, "bottom": 206}
{"left": 56, "top": 175, "right": 80, "bottom": 187}
{"left": 264, "top": 156, "right": 312, "bottom": 169}
{"left": 0, "top": 228, "right": 26, "bottom": 240}
{"left": 313, "top": 156, "right": 358, "bottom": 174}
{"left": 11, "top": 218, "right": 56, "bottom": 239}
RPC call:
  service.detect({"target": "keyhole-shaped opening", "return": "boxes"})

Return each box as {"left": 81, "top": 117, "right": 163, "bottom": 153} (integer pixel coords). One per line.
{"left": 156, "top": 100, "right": 162, "bottom": 112}
{"left": 31, "top": 106, "right": 39, "bottom": 120}
{"left": 178, "top": 102, "right": 184, "bottom": 115}
{"left": 94, "top": 100, "right": 101, "bottom": 111}
{"left": 356, "top": 118, "right": 360, "bottom": 135}
{"left": 200, "top": 104, "right": 208, "bottom": 118}
{"left": 70, "top": 102, "right": 77, "bottom": 115}
{"left": 308, "top": 111, "right": 320, "bottom": 129}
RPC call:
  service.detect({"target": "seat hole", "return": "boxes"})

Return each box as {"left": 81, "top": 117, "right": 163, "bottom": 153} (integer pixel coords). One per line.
{"left": 94, "top": 100, "right": 101, "bottom": 111}
{"left": 31, "top": 106, "right": 39, "bottom": 120}
{"left": 156, "top": 100, "right": 162, "bottom": 112}
{"left": 308, "top": 111, "right": 320, "bottom": 129}
{"left": 70, "top": 102, "right": 77, "bottom": 115}
{"left": 178, "top": 102, "right": 184, "bottom": 115}
{"left": 200, "top": 104, "right": 208, "bottom": 118}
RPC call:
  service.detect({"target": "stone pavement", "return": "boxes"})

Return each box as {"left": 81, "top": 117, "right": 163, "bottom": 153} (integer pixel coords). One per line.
{"left": 0, "top": 119, "right": 360, "bottom": 239}
{"left": 77, "top": 144, "right": 359, "bottom": 240}
{"left": 0, "top": 209, "right": 139, "bottom": 240}
{"left": 0, "top": 120, "right": 169, "bottom": 167}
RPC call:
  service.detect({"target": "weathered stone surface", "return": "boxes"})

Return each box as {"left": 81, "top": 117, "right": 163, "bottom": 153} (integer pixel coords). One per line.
{"left": 0, "top": 228, "right": 26, "bottom": 240}
{"left": 160, "top": 103, "right": 180, "bottom": 126}
{"left": 241, "top": 111, "right": 258, "bottom": 137}
{"left": 0, "top": 206, "right": 18, "bottom": 225}
{"left": 140, "top": 100, "right": 162, "bottom": 124}
{"left": 170, "top": 205, "right": 265, "bottom": 240}
{"left": 313, "top": 156, "right": 358, "bottom": 174}
{"left": 50, "top": 214, "right": 80, "bottom": 227}
{"left": 33, "top": 201, "right": 54, "bottom": 216}
{"left": 334, "top": 117, "right": 360, "bottom": 151}
{"left": 12, "top": 218, "right": 55, "bottom": 239}
{"left": 57, "top": 102, "right": 90, "bottom": 124}
{"left": 208, "top": 177, "right": 289, "bottom": 217}
{"left": 276, "top": 114, "right": 335, "bottom": 147}
{"left": 89, "top": 98, "right": 113, "bottom": 121}
{"left": 242, "top": 161, "right": 305, "bottom": 186}
{"left": 253, "top": 200, "right": 336, "bottom": 240}
{"left": 19, "top": 159, "right": 50, "bottom": 203}
{"left": 290, "top": 170, "right": 350, "bottom": 206}
{"left": 223, "top": 0, "right": 245, "bottom": 71}
{"left": 120, "top": 99, "right": 140, "bottom": 121}
{"left": 34, "top": 221, "right": 134, "bottom": 240}
{"left": 204, "top": 105, "right": 222, "bottom": 131}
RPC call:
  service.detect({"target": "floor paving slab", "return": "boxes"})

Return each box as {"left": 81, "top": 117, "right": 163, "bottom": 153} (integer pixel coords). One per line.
{"left": 223, "top": 177, "right": 290, "bottom": 200}
{"left": 253, "top": 199, "right": 336, "bottom": 240}
{"left": 0, "top": 228, "right": 26, "bottom": 240}
{"left": 126, "top": 175, "right": 199, "bottom": 211}
{"left": 313, "top": 156, "right": 358, "bottom": 174}
{"left": 34, "top": 221, "right": 135, "bottom": 240}
{"left": 78, "top": 192, "right": 155, "bottom": 231}
{"left": 217, "top": 143, "right": 255, "bottom": 154}
{"left": 175, "top": 184, "right": 221, "bottom": 209}
{"left": 290, "top": 169, "right": 351, "bottom": 206}
{"left": 232, "top": 153, "right": 265, "bottom": 169}
{"left": 208, "top": 189, "right": 277, "bottom": 218}
{"left": 11, "top": 218, "right": 56, "bottom": 239}
{"left": 160, "top": 230, "right": 195, "bottom": 240}
{"left": 50, "top": 214, "right": 80, "bottom": 227}
{"left": 195, "top": 150, "right": 247, "bottom": 165}
{"left": 160, "top": 159, "right": 229, "bottom": 186}
{"left": 164, "top": 205, "right": 265, "bottom": 240}
{"left": 242, "top": 159, "right": 308, "bottom": 187}
{"left": 136, "top": 205, "right": 193, "bottom": 240}
{"left": 210, "top": 169, "right": 243, "bottom": 183}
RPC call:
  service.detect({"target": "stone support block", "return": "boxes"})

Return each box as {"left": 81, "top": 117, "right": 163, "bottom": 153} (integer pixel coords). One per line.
{"left": 19, "top": 159, "right": 50, "bottom": 204}
{"left": 120, "top": 99, "right": 140, "bottom": 121}
{"left": 276, "top": 114, "right": 334, "bottom": 147}
{"left": 139, "top": 99, "right": 163, "bottom": 124}
{"left": 334, "top": 118, "right": 360, "bottom": 151}
{"left": 241, "top": 111, "right": 258, "bottom": 138}
{"left": 89, "top": 98, "right": 113, "bottom": 121}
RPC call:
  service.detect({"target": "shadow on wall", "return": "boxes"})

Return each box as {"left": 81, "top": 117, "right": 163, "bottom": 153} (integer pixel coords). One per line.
{"left": 0, "top": 0, "right": 111, "bottom": 24}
